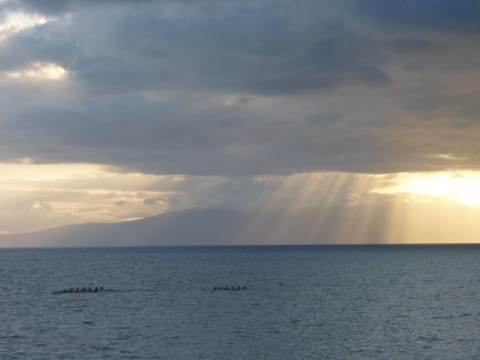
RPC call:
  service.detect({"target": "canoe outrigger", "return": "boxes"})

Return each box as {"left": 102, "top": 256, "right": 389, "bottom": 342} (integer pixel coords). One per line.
{"left": 53, "top": 286, "right": 105, "bottom": 294}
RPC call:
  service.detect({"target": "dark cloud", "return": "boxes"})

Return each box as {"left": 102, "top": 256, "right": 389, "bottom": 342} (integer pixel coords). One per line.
{"left": 6, "top": 0, "right": 156, "bottom": 14}
{"left": 386, "top": 38, "right": 446, "bottom": 55}
{"left": 5, "top": 90, "right": 464, "bottom": 175}
{"left": 86, "top": 9, "right": 390, "bottom": 95}
{"left": 0, "top": 1, "right": 390, "bottom": 95}
{"left": 354, "top": 0, "right": 480, "bottom": 32}
{"left": 0, "top": 0, "right": 479, "bottom": 176}
{"left": 0, "top": 24, "right": 82, "bottom": 71}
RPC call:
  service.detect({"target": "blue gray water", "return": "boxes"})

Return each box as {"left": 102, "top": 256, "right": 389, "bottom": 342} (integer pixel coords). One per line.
{"left": 1, "top": 245, "right": 480, "bottom": 359}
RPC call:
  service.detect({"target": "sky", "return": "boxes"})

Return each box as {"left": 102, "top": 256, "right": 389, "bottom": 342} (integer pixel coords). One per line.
{"left": 1, "top": 0, "right": 480, "bottom": 243}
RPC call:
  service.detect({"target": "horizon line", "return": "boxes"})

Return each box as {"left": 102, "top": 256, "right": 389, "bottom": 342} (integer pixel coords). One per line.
{"left": 2, "top": 243, "right": 480, "bottom": 250}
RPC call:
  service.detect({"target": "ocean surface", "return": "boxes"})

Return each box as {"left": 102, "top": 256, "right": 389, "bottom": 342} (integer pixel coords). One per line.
{"left": 1, "top": 245, "right": 480, "bottom": 359}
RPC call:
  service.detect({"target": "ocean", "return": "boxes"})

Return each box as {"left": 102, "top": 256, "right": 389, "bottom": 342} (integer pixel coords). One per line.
{"left": 1, "top": 245, "right": 479, "bottom": 359}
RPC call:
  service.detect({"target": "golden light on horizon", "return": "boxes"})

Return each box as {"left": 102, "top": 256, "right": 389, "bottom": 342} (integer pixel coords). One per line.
{"left": 0, "top": 161, "right": 109, "bottom": 183}
{"left": 239, "top": 171, "right": 480, "bottom": 245}
{"left": 2, "top": 163, "right": 480, "bottom": 244}
{"left": 0, "top": 161, "right": 182, "bottom": 234}
{"left": 374, "top": 171, "right": 480, "bottom": 207}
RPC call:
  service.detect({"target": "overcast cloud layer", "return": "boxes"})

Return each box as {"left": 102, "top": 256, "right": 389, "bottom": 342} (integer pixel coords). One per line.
{"left": 1, "top": 0, "right": 480, "bottom": 175}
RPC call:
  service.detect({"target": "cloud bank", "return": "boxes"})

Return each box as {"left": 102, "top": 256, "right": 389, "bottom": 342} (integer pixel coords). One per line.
{"left": 0, "top": 0, "right": 478, "bottom": 176}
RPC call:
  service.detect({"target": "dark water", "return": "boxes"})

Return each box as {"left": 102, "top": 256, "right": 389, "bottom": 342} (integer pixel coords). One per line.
{"left": 1, "top": 245, "right": 480, "bottom": 359}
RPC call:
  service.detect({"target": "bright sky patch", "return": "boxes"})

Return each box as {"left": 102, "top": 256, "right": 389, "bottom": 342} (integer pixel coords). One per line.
{"left": 374, "top": 171, "right": 480, "bottom": 207}
{"left": 0, "top": 11, "right": 53, "bottom": 41}
{"left": 6, "top": 62, "right": 68, "bottom": 81}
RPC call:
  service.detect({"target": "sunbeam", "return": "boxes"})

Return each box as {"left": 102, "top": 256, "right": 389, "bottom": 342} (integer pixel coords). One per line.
{"left": 237, "top": 171, "right": 480, "bottom": 245}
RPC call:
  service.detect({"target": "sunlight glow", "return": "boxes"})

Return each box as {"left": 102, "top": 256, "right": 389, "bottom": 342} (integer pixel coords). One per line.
{"left": 0, "top": 11, "right": 53, "bottom": 42}
{"left": 2, "top": 165, "right": 480, "bottom": 243}
{"left": 0, "top": 162, "right": 109, "bottom": 182}
{"left": 240, "top": 171, "right": 480, "bottom": 245}
{"left": 0, "top": 161, "right": 184, "bottom": 233}
{"left": 427, "top": 153, "right": 467, "bottom": 161}
{"left": 6, "top": 62, "right": 68, "bottom": 81}
{"left": 374, "top": 171, "right": 480, "bottom": 207}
